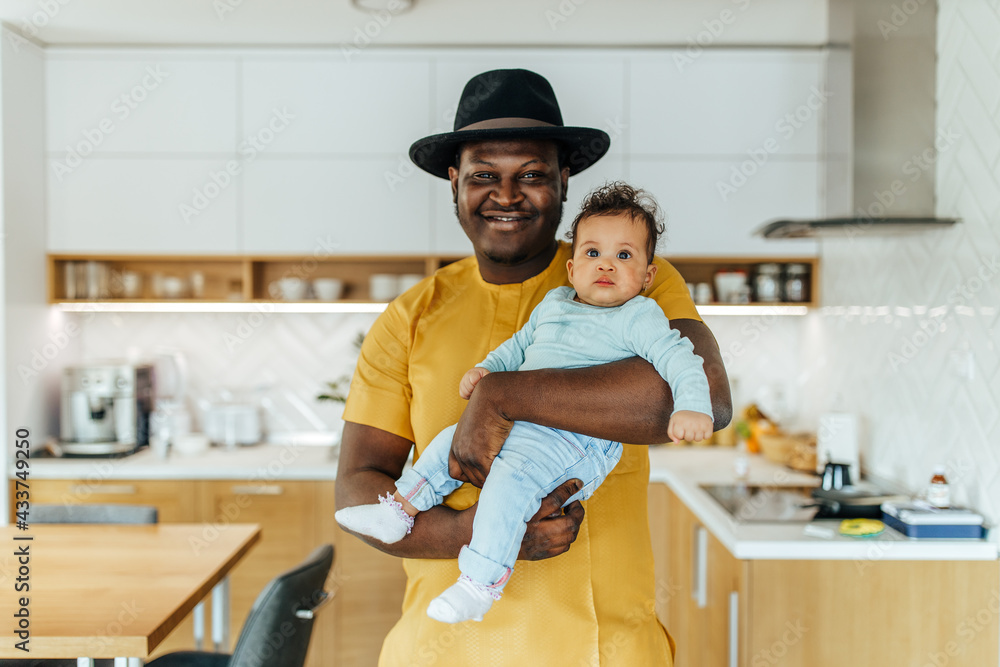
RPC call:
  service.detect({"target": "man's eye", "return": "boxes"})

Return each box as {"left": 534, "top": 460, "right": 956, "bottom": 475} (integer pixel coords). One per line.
{"left": 617, "top": 251, "right": 631, "bottom": 260}
{"left": 586, "top": 249, "right": 599, "bottom": 257}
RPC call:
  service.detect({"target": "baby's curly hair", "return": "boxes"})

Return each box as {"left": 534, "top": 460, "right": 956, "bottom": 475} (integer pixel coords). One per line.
{"left": 566, "top": 182, "right": 665, "bottom": 263}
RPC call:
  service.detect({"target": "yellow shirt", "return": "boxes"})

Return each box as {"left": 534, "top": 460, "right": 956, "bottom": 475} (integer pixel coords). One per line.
{"left": 344, "top": 241, "right": 699, "bottom": 666}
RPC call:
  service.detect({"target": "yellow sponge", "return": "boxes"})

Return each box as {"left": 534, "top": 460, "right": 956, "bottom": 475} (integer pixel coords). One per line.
{"left": 839, "top": 518, "right": 886, "bottom": 538}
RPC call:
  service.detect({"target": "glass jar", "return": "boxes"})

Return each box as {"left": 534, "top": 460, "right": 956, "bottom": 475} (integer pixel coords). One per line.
{"left": 754, "top": 263, "right": 782, "bottom": 302}
{"left": 783, "top": 263, "right": 810, "bottom": 302}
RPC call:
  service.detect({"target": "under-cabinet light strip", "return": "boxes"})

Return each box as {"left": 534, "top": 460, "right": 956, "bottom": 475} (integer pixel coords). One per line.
{"left": 56, "top": 302, "right": 807, "bottom": 316}
{"left": 56, "top": 301, "right": 391, "bottom": 314}
{"left": 696, "top": 305, "right": 808, "bottom": 316}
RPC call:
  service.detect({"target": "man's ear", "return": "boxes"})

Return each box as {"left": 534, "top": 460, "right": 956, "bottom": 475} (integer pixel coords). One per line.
{"left": 560, "top": 166, "right": 570, "bottom": 202}
{"left": 448, "top": 166, "right": 459, "bottom": 203}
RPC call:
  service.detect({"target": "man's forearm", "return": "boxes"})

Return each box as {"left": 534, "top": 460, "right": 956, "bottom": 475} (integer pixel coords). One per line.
{"left": 477, "top": 359, "right": 676, "bottom": 444}
{"left": 336, "top": 422, "right": 475, "bottom": 559}
{"left": 477, "top": 318, "right": 733, "bottom": 444}
{"left": 338, "top": 468, "right": 476, "bottom": 559}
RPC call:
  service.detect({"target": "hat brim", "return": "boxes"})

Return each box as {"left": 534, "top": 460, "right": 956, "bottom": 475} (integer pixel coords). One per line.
{"left": 409, "top": 126, "right": 611, "bottom": 179}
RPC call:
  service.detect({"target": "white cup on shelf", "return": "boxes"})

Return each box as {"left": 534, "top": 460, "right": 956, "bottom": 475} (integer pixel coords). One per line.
{"left": 369, "top": 274, "right": 400, "bottom": 301}
{"left": 313, "top": 278, "right": 344, "bottom": 301}
{"left": 276, "top": 277, "right": 308, "bottom": 301}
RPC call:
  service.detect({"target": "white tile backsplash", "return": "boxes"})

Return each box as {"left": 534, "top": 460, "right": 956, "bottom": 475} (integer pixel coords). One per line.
{"left": 809, "top": 0, "right": 1000, "bottom": 525}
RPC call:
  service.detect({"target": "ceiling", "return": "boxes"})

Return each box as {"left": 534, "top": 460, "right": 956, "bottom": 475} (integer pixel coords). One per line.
{"left": 0, "top": 0, "right": 837, "bottom": 48}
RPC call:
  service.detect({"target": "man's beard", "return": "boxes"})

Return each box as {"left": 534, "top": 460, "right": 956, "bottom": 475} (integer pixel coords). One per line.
{"left": 455, "top": 202, "right": 563, "bottom": 266}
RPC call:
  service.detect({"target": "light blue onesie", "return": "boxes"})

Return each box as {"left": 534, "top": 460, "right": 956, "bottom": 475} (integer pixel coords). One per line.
{"left": 394, "top": 286, "right": 713, "bottom": 594}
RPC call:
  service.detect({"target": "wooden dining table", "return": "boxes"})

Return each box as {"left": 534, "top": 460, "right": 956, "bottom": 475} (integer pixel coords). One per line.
{"left": 0, "top": 523, "right": 260, "bottom": 664}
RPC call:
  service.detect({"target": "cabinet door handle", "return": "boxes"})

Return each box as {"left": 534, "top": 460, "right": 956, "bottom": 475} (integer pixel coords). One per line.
{"left": 729, "top": 591, "right": 739, "bottom": 667}
{"left": 71, "top": 484, "right": 136, "bottom": 495}
{"left": 692, "top": 526, "right": 708, "bottom": 609}
{"left": 230, "top": 484, "right": 284, "bottom": 496}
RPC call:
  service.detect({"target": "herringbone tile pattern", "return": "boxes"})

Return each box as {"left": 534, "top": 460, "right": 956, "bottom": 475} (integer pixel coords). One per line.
{"left": 818, "top": 0, "right": 1000, "bottom": 525}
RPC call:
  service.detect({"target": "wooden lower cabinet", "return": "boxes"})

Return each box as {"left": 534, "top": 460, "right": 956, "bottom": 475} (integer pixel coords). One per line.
{"left": 18, "top": 478, "right": 407, "bottom": 665}
{"left": 649, "top": 483, "right": 999, "bottom": 667}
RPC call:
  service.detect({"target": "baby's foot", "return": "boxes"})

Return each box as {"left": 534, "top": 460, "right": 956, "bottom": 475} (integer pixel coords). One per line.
{"left": 427, "top": 575, "right": 499, "bottom": 623}
{"left": 335, "top": 493, "right": 414, "bottom": 544}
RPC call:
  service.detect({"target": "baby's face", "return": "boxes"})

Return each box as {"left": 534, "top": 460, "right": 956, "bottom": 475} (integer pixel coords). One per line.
{"left": 567, "top": 213, "right": 657, "bottom": 308}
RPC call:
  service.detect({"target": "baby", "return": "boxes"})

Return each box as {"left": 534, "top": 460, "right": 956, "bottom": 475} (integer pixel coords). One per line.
{"left": 336, "top": 181, "right": 714, "bottom": 624}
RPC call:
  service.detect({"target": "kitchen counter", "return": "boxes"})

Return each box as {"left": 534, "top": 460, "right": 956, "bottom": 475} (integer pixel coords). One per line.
{"left": 21, "top": 443, "right": 339, "bottom": 481}
{"left": 20, "top": 442, "right": 997, "bottom": 561}
{"left": 648, "top": 446, "right": 998, "bottom": 561}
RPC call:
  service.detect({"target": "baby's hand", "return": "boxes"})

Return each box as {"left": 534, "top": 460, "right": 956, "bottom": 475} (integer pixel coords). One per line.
{"left": 459, "top": 367, "right": 490, "bottom": 399}
{"left": 667, "top": 410, "right": 714, "bottom": 443}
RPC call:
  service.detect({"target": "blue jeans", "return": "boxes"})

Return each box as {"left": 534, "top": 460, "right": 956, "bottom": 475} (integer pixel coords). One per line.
{"left": 396, "top": 421, "right": 622, "bottom": 594}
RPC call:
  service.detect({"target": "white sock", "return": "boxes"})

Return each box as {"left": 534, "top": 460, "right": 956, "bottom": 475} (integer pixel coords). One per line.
{"left": 427, "top": 575, "right": 499, "bottom": 623}
{"left": 335, "top": 493, "right": 414, "bottom": 544}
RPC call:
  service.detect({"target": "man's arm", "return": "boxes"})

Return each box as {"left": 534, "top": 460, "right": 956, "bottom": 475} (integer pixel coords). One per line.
{"left": 448, "top": 318, "right": 732, "bottom": 486}
{"left": 336, "top": 421, "right": 585, "bottom": 559}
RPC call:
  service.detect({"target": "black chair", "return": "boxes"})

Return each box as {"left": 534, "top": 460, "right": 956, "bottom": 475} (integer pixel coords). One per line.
{"left": 145, "top": 544, "right": 335, "bottom": 667}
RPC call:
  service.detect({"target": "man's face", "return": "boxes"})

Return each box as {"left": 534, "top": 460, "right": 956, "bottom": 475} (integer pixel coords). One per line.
{"left": 448, "top": 139, "right": 570, "bottom": 267}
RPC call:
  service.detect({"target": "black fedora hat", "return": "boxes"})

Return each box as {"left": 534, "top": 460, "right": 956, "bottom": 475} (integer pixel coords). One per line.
{"left": 409, "top": 69, "right": 611, "bottom": 179}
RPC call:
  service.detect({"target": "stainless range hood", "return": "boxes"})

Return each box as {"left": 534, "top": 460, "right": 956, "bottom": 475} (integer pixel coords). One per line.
{"left": 755, "top": 217, "right": 960, "bottom": 239}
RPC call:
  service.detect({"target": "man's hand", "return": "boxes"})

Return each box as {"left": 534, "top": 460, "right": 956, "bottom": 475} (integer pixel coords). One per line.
{"left": 459, "top": 367, "right": 491, "bottom": 400}
{"left": 518, "top": 479, "right": 585, "bottom": 560}
{"left": 449, "top": 373, "right": 512, "bottom": 486}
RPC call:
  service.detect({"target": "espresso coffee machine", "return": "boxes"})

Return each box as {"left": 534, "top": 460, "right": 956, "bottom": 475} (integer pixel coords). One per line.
{"left": 60, "top": 362, "right": 154, "bottom": 456}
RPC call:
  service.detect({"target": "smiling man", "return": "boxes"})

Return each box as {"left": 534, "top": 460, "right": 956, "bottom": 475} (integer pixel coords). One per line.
{"left": 336, "top": 69, "right": 732, "bottom": 666}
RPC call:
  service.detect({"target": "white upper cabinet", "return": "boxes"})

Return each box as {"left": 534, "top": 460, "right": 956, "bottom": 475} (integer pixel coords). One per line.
{"left": 630, "top": 158, "right": 819, "bottom": 257}
{"left": 242, "top": 157, "right": 431, "bottom": 254}
{"left": 46, "top": 55, "right": 238, "bottom": 154}
{"left": 240, "top": 56, "right": 432, "bottom": 155}
{"left": 629, "top": 50, "right": 826, "bottom": 157}
{"left": 48, "top": 158, "right": 239, "bottom": 253}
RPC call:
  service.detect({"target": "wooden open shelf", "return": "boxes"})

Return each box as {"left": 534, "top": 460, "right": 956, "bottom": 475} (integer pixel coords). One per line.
{"left": 47, "top": 254, "right": 463, "bottom": 304}
{"left": 664, "top": 255, "right": 820, "bottom": 308}
{"left": 48, "top": 254, "right": 819, "bottom": 309}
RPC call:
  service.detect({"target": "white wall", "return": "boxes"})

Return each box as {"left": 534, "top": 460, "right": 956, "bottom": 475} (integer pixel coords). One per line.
{"left": 2, "top": 28, "right": 58, "bottom": 524}
{"left": 809, "top": 0, "right": 1000, "bottom": 533}
{"left": 0, "top": 0, "right": 839, "bottom": 48}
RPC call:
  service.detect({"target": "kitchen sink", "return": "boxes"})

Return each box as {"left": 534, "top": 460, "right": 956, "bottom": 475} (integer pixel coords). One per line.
{"left": 700, "top": 484, "right": 821, "bottom": 523}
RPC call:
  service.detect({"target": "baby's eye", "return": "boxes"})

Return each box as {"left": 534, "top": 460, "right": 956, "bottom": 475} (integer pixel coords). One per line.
{"left": 586, "top": 248, "right": 599, "bottom": 257}
{"left": 617, "top": 250, "right": 631, "bottom": 260}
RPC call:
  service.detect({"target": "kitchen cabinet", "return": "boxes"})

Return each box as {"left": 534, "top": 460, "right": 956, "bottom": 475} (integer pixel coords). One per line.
{"left": 649, "top": 483, "right": 1000, "bottom": 666}
{"left": 47, "top": 253, "right": 820, "bottom": 308}
{"left": 241, "top": 57, "right": 432, "bottom": 155}
{"left": 240, "top": 157, "right": 434, "bottom": 254}
{"left": 17, "top": 478, "right": 407, "bottom": 665}
{"left": 45, "top": 55, "right": 238, "bottom": 155}
{"left": 46, "top": 253, "right": 462, "bottom": 304}
{"left": 47, "top": 158, "right": 241, "bottom": 254}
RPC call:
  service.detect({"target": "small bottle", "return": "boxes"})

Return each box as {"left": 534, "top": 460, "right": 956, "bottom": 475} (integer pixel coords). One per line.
{"left": 927, "top": 465, "right": 950, "bottom": 508}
